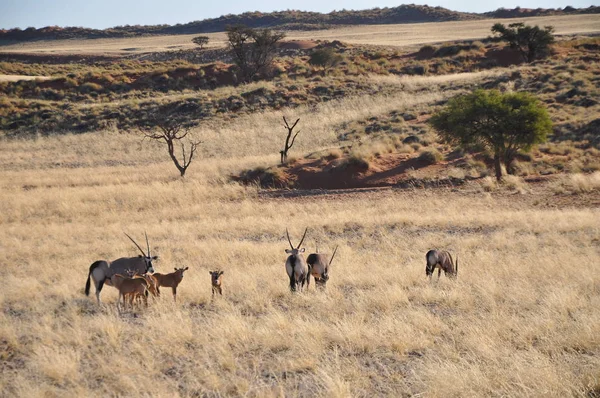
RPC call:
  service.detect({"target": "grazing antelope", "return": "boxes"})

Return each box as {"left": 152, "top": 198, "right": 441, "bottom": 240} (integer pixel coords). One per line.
{"left": 126, "top": 270, "right": 160, "bottom": 304}
{"left": 84, "top": 232, "right": 158, "bottom": 304}
{"left": 306, "top": 246, "right": 338, "bottom": 289}
{"left": 425, "top": 249, "right": 458, "bottom": 280}
{"left": 152, "top": 267, "right": 189, "bottom": 302}
{"left": 284, "top": 228, "right": 309, "bottom": 292}
{"left": 209, "top": 270, "right": 224, "bottom": 296}
{"left": 110, "top": 274, "right": 150, "bottom": 311}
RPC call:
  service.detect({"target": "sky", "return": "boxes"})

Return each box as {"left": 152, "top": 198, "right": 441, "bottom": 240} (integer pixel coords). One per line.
{"left": 1, "top": 0, "right": 597, "bottom": 30}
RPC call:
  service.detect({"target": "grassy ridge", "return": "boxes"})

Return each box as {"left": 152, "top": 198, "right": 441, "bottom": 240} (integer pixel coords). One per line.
{"left": 2, "top": 5, "right": 598, "bottom": 42}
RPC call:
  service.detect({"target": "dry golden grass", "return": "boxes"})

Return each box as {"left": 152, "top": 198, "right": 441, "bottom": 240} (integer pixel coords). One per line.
{"left": 1, "top": 14, "right": 598, "bottom": 55}
{"left": 2, "top": 69, "right": 600, "bottom": 395}
{"left": 0, "top": 74, "right": 51, "bottom": 82}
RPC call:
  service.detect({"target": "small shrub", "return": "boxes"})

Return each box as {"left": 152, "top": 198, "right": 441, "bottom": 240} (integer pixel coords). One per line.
{"left": 327, "top": 148, "right": 343, "bottom": 159}
{"left": 433, "top": 45, "right": 462, "bottom": 57}
{"left": 447, "top": 167, "right": 466, "bottom": 180}
{"left": 309, "top": 48, "right": 344, "bottom": 72}
{"left": 340, "top": 154, "right": 370, "bottom": 172}
{"left": 78, "top": 82, "right": 103, "bottom": 93}
{"left": 418, "top": 148, "right": 443, "bottom": 165}
{"left": 418, "top": 45, "right": 436, "bottom": 55}
{"left": 502, "top": 175, "right": 529, "bottom": 193}
{"left": 480, "top": 176, "right": 498, "bottom": 192}
{"left": 237, "top": 166, "right": 288, "bottom": 188}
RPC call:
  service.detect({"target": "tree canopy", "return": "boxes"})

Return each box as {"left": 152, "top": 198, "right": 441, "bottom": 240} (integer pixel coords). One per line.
{"left": 226, "top": 25, "right": 285, "bottom": 82}
{"left": 491, "top": 22, "right": 555, "bottom": 62}
{"left": 429, "top": 89, "right": 552, "bottom": 180}
{"left": 191, "top": 35, "right": 209, "bottom": 49}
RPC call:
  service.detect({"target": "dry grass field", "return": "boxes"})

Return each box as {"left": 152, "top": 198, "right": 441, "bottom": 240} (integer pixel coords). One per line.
{"left": 0, "top": 74, "right": 51, "bottom": 82}
{"left": 1, "top": 67, "right": 600, "bottom": 397}
{"left": 0, "top": 14, "right": 598, "bottom": 55}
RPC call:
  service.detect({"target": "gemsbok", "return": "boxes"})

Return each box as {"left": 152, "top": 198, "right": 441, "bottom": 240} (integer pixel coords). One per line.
{"left": 425, "top": 249, "right": 458, "bottom": 280}
{"left": 84, "top": 232, "right": 157, "bottom": 304}
{"left": 152, "top": 267, "right": 189, "bottom": 302}
{"left": 284, "top": 228, "right": 309, "bottom": 292}
{"left": 306, "top": 246, "right": 338, "bottom": 289}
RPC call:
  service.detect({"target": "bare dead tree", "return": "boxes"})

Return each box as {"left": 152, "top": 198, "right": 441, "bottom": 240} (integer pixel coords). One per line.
{"left": 139, "top": 119, "right": 201, "bottom": 177}
{"left": 280, "top": 116, "right": 301, "bottom": 164}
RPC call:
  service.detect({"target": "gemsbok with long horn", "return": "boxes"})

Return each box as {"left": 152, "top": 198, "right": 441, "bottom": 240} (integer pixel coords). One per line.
{"left": 284, "top": 228, "right": 309, "bottom": 292}
{"left": 425, "top": 249, "right": 458, "bottom": 280}
{"left": 306, "top": 245, "right": 338, "bottom": 289}
{"left": 84, "top": 232, "right": 158, "bottom": 304}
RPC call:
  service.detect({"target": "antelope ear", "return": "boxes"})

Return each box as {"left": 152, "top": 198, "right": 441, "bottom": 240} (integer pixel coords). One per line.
{"left": 152, "top": 256, "right": 158, "bottom": 260}
{"left": 209, "top": 271, "right": 213, "bottom": 275}
{"left": 220, "top": 271, "right": 224, "bottom": 275}
{"left": 299, "top": 248, "right": 305, "bottom": 253}
{"left": 184, "top": 267, "right": 189, "bottom": 271}
{"left": 285, "top": 249, "right": 292, "bottom": 254}
{"left": 174, "top": 268, "right": 177, "bottom": 271}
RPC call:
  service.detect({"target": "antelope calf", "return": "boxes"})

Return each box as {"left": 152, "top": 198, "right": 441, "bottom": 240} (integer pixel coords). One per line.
{"left": 126, "top": 271, "right": 160, "bottom": 303}
{"left": 153, "top": 267, "right": 189, "bottom": 302}
{"left": 306, "top": 246, "right": 338, "bottom": 289}
{"left": 425, "top": 250, "right": 458, "bottom": 280}
{"left": 284, "top": 228, "right": 309, "bottom": 292}
{"left": 209, "top": 270, "right": 224, "bottom": 296}
{"left": 110, "top": 274, "right": 150, "bottom": 310}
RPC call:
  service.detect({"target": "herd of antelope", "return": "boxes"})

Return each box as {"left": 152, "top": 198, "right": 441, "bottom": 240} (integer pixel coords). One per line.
{"left": 84, "top": 230, "right": 458, "bottom": 310}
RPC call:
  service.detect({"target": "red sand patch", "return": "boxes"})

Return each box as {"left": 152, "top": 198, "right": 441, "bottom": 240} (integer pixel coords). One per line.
{"left": 283, "top": 152, "right": 459, "bottom": 190}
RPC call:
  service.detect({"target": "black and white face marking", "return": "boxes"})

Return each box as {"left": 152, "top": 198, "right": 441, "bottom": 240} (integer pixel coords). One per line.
{"left": 209, "top": 271, "right": 223, "bottom": 284}
{"left": 145, "top": 256, "right": 157, "bottom": 273}
{"left": 285, "top": 248, "right": 305, "bottom": 255}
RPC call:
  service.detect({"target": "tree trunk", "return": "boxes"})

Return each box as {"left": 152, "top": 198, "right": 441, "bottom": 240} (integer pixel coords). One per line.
{"left": 494, "top": 150, "right": 503, "bottom": 181}
{"left": 167, "top": 140, "right": 186, "bottom": 177}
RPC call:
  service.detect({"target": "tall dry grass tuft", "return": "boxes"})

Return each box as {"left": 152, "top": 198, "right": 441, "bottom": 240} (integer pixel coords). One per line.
{"left": 551, "top": 171, "right": 600, "bottom": 194}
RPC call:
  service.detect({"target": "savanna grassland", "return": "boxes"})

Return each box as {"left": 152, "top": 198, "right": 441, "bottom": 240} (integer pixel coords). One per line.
{"left": 1, "top": 12, "right": 600, "bottom": 398}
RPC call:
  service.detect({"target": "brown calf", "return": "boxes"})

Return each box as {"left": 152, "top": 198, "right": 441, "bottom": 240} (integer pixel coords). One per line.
{"left": 153, "top": 267, "right": 189, "bottom": 302}
{"left": 209, "top": 270, "right": 224, "bottom": 296}
{"left": 110, "top": 274, "right": 149, "bottom": 310}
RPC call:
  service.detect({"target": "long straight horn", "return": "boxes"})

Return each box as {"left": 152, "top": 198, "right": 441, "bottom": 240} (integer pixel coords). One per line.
{"left": 286, "top": 229, "right": 294, "bottom": 250}
{"left": 124, "top": 232, "right": 146, "bottom": 257}
{"left": 329, "top": 246, "right": 339, "bottom": 266}
{"left": 145, "top": 231, "right": 151, "bottom": 257}
{"left": 297, "top": 227, "right": 308, "bottom": 249}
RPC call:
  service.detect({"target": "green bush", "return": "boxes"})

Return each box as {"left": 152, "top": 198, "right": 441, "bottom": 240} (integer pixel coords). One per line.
{"left": 309, "top": 48, "right": 344, "bottom": 72}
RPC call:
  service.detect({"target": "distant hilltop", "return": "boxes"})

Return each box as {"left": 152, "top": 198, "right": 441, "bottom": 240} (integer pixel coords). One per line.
{"left": 1, "top": 4, "right": 598, "bottom": 42}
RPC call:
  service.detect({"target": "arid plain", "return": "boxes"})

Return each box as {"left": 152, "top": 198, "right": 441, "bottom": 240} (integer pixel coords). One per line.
{"left": 1, "top": 13, "right": 600, "bottom": 397}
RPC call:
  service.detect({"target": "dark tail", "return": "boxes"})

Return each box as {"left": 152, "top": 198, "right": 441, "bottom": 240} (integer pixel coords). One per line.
{"left": 455, "top": 255, "right": 458, "bottom": 278}
{"left": 85, "top": 261, "right": 104, "bottom": 296}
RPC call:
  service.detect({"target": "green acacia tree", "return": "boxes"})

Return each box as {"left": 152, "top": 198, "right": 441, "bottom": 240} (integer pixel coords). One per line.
{"left": 192, "top": 35, "right": 209, "bottom": 50}
{"left": 429, "top": 89, "right": 552, "bottom": 181}
{"left": 491, "top": 22, "right": 555, "bottom": 63}
{"left": 226, "top": 25, "right": 285, "bottom": 82}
